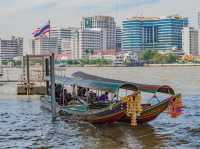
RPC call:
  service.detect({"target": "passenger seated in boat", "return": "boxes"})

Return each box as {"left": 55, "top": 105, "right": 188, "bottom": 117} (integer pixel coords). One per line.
{"left": 59, "top": 88, "right": 67, "bottom": 105}
{"left": 62, "top": 89, "right": 73, "bottom": 105}
{"left": 55, "top": 84, "right": 62, "bottom": 104}
{"left": 78, "top": 87, "right": 86, "bottom": 96}
{"left": 112, "top": 94, "right": 119, "bottom": 103}
{"left": 85, "top": 88, "right": 89, "bottom": 97}
{"left": 88, "top": 90, "right": 97, "bottom": 104}
{"left": 55, "top": 84, "right": 62, "bottom": 98}
{"left": 77, "top": 87, "right": 82, "bottom": 96}
{"left": 99, "top": 92, "right": 109, "bottom": 102}
{"left": 66, "top": 93, "right": 72, "bottom": 103}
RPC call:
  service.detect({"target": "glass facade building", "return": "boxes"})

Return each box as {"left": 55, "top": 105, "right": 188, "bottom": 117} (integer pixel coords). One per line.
{"left": 122, "top": 16, "right": 188, "bottom": 53}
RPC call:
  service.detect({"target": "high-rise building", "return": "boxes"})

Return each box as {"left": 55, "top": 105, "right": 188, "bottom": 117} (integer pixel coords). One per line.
{"left": 198, "top": 12, "right": 200, "bottom": 55}
{"left": 81, "top": 16, "right": 116, "bottom": 50}
{"left": 198, "top": 12, "right": 200, "bottom": 26}
{"left": 34, "top": 37, "right": 58, "bottom": 55}
{"left": 30, "top": 27, "right": 79, "bottom": 55}
{"left": 182, "top": 27, "right": 199, "bottom": 55}
{"left": 116, "top": 27, "right": 122, "bottom": 51}
{"left": 50, "top": 27, "right": 78, "bottom": 51}
{"left": 0, "top": 36, "right": 23, "bottom": 61}
{"left": 71, "top": 30, "right": 80, "bottom": 59}
{"left": 79, "top": 28, "right": 106, "bottom": 58}
{"left": 61, "top": 38, "right": 71, "bottom": 52}
{"left": 122, "top": 15, "right": 188, "bottom": 53}
{"left": 28, "top": 39, "right": 35, "bottom": 55}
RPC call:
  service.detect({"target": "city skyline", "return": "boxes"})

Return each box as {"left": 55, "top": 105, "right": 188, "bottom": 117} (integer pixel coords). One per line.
{"left": 0, "top": 0, "right": 199, "bottom": 41}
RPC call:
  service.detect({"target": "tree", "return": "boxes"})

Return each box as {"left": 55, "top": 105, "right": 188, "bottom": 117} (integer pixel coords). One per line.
{"left": 166, "top": 53, "right": 177, "bottom": 63}
{"left": 139, "top": 49, "right": 156, "bottom": 62}
{"left": 152, "top": 53, "right": 167, "bottom": 64}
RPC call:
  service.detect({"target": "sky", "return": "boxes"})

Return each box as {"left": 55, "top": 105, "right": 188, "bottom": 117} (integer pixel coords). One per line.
{"left": 0, "top": 0, "right": 199, "bottom": 48}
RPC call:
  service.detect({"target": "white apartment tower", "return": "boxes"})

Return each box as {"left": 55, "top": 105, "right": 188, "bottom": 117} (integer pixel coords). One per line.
{"left": 0, "top": 36, "right": 23, "bottom": 61}
{"left": 182, "top": 27, "right": 199, "bottom": 55}
{"left": 50, "top": 27, "right": 78, "bottom": 52}
{"left": 198, "top": 12, "right": 200, "bottom": 55}
{"left": 79, "top": 28, "right": 106, "bottom": 58}
{"left": 71, "top": 31, "right": 80, "bottom": 59}
{"left": 28, "top": 39, "right": 35, "bottom": 55}
{"left": 34, "top": 37, "right": 58, "bottom": 55}
{"left": 81, "top": 16, "right": 116, "bottom": 50}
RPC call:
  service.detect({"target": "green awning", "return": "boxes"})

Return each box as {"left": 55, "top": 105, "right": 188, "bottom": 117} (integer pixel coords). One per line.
{"left": 55, "top": 76, "right": 138, "bottom": 93}
{"left": 72, "top": 71, "right": 176, "bottom": 95}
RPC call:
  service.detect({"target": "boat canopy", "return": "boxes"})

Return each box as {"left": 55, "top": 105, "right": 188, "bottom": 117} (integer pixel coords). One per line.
{"left": 55, "top": 76, "right": 138, "bottom": 93}
{"left": 72, "top": 71, "right": 175, "bottom": 95}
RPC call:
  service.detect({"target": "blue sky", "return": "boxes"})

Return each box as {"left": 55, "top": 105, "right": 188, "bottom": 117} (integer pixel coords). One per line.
{"left": 0, "top": 0, "right": 199, "bottom": 45}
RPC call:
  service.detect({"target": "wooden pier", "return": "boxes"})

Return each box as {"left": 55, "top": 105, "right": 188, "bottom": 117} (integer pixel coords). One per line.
{"left": 17, "top": 55, "right": 50, "bottom": 95}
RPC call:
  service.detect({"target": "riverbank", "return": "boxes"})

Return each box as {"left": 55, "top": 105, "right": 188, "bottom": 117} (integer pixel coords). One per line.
{"left": 57, "top": 63, "right": 200, "bottom": 67}
{"left": 144, "top": 63, "right": 200, "bottom": 67}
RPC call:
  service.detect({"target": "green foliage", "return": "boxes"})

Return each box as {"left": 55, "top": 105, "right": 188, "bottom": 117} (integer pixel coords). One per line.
{"left": 139, "top": 49, "right": 156, "bottom": 62}
{"left": 2, "top": 60, "right": 8, "bottom": 65}
{"left": 152, "top": 53, "right": 166, "bottom": 64}
{"left": 15, "top": 60, "right": 22, "bottom": 66}
{"left": 165, "top": 53, "right": 177, "bottom": 63}
{"left": 139, "top": 49, "right": 177, "bottom": 64}
{"left": 56, "top": 58, "right": 112, "bottom": 66}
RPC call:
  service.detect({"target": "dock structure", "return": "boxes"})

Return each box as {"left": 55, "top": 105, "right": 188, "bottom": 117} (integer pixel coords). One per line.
{"left": 17, "top": 55, "right": 50, "bottom": 95}
{"left": 17, "top": 54, "right": 57, "bottom": 121}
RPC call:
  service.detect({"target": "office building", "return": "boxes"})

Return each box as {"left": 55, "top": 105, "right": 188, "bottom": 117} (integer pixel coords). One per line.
{"left": 122, "top": 15, "right": 188, "bottom": 53}
{"left": 198, "top": 12, "right": 200, "bottom": 55}
{"left": 0, "top": 36, "right": 23, "bottom": 61}
{"left": 79, "top": 28, "right": 106, "bottom": 58}
{"left": 71, "top": 30, "right": 80, "bottom": 59}
{"left": 34, "top": 37, "right": 58, "bottom": 55}
{"left": 31, "top": 27, "right": 79, "bottom": 57}
{"left": 50, "top": 27, "right": 78, "bottom": 51}
{"left": 28, "top": 39, "right": 35, "bottom": 55}
{"left": 81, "top": 16, "right": 116, "bottom": 50}
{"left": 182, "top": 27, "right": 199, "bottom": 55}
{"left": 116, "top": 27, "right": 122, "bottom": 51}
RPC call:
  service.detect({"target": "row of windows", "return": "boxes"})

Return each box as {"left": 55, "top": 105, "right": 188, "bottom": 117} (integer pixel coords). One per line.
{"left": 123, "top": 19, "right": 187, "bottom": 24}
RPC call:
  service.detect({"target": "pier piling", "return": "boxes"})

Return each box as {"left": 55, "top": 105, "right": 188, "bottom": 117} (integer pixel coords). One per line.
{"left": 50, "top": 53, "right": 56, "bottom": 121}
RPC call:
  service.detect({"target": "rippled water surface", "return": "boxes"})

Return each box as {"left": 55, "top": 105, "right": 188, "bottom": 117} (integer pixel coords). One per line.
{"left": 0, "top": 67, "right": 200, "bottom": 149}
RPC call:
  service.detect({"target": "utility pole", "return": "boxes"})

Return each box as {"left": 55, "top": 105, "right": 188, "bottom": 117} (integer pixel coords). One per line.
{"left": 50, "top": 53, "right": 56, "bottom": 121}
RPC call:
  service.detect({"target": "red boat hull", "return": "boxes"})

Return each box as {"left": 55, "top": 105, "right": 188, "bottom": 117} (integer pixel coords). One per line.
{"left": 120, "top": 98, "right": 171, "bottom": 124}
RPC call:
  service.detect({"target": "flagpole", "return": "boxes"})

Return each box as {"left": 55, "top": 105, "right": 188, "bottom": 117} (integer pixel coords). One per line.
{"left": 48, "top": 20, "right": 51, "bottom": 39}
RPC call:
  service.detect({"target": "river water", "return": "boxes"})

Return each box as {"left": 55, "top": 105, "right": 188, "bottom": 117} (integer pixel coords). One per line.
{"left": 0, "top": 66, "right": 200, "bottom": 149}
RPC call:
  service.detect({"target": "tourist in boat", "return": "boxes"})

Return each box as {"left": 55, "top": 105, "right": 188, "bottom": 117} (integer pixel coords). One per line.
{"left": 88, "top": 90, "right": 97, "bottom": 104}
{"left": 62, "top": 88, "right": 73, "bottom": 105}
{"left": 55, "top": 84, "right": 62, "bottom": 104}
{"left": 112, "top": 94, "right": 119, "bottom": 103}
{"left": 66, "top": 92, "right": 72, "bottom": 103}
{"left": 99, "top": 92, "right": 109, "bottom": 102}
{"left": 77, "top": 87, "right": 87, "bottom": 97}
{"left": 63, "top": 89, "right": 68, "bottom": 105}
{"left": 77, "top": 87, "right": 82, "bottom": 96}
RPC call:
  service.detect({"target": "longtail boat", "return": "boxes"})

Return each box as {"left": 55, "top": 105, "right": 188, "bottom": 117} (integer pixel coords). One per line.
{"left": 41, "top": 72, "right": 183, "bottom": 127}
{"left": 72, "top": 72, "right": 183, "bottom": 125}
{"left": 41, "top": 77, "right": 139, "bottom": 124}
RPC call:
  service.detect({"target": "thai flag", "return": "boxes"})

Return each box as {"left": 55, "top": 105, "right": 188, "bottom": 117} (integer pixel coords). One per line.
{"left": 32, "top": 28, "right": 41, "bottom": 36}
{"left": 33, "top": 21, "right": 50, "bottom": 38}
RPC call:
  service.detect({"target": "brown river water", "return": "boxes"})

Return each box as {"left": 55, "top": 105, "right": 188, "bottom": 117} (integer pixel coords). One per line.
{"left": 0, "top": 66, "right": 200, "bottom": 149}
